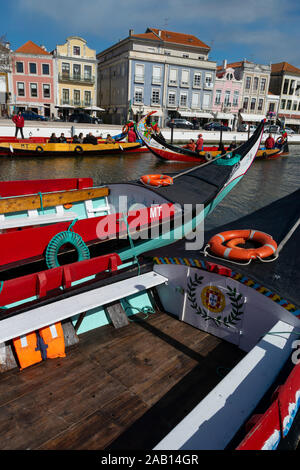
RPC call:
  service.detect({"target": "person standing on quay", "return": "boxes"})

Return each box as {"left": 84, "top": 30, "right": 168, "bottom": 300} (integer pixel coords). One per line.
{"left": 12, "top": 111, "right": 25, "bottom": 139}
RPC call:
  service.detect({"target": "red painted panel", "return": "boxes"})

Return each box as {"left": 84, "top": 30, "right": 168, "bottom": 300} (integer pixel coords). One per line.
{"left": 0, "top": 253, "right": 122, "bottom": 306}
{"left": 0, "top": 178, "right": 93, "bottom": 196}
{"left": 0, "top": 203, "right": 175, "bottom": 267}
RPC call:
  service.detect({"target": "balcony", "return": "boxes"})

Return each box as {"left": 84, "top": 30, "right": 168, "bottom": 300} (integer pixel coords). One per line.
{"left": 58, "top": 73, "right": 95, "bottom": 85}
{"left": 60, "top": 99, "right": 92, "bottom": 107}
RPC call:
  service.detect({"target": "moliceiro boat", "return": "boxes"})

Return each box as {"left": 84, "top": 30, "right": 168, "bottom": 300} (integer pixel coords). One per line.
{"left": 0, "top": 114, "right": 263, "bottom": 275}
{"left": 136, "top": 112, "right": 287, "bottom": 162}
{"left": 0, "top": 191, "right": 299, "bottom": 451}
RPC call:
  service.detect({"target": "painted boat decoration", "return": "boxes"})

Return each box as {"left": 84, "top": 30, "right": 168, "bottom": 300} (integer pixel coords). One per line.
{"left": 0, "top": 190, "right": 299, "bottom": 452}
{"left": 0, "top": 113, "right": 264, "bottom": 275}
{"left": 145, "top": 188, "right": 300, "bottom": 450}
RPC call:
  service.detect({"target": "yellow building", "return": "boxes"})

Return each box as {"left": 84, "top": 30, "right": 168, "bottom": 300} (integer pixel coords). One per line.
{"left": 53, "top": 36, "right": 97, "bottom": 118}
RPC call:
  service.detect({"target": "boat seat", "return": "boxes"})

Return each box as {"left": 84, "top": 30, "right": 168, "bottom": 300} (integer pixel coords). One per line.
{"left": 0, "top": 271, "right": 168, "bottom": 344}
{"left": 0, "top": 210, "right": 78, "bottom": 230}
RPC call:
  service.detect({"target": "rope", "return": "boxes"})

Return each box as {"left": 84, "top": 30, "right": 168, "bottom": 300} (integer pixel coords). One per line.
{"left": 121, "top": 212, "right": 141, "bottom": 275}
{"left": 172, "top": 150, "right": 235, "bottom": 180}
{"left": 38, "top": 192, "right": 44, "bottom": 214}
{"left": 276, "top": 216, "right": 300, "bottom": 255}
{"left": 123, "top": 299, "right": 155, "bottom": 322}
{"left": 202, "top": 244, "right": 253, "bottom": 266}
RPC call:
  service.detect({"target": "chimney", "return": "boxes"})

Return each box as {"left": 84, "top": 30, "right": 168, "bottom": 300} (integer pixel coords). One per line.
{"left": 129, "top": 29, "right": 134, "bottom": 36}
{"left": 158, "top": 30, "right": 161, "bottom": 37}
{"left": 223, "top": 59, "right": 227, "bottom": 69}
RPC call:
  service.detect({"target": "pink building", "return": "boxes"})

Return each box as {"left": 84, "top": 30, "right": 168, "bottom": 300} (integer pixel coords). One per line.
{"left": 11, "top": 40, "right": 55, "bottom": 118}
{"left": 212, "top": 60, "right": 243, "bottom": 129}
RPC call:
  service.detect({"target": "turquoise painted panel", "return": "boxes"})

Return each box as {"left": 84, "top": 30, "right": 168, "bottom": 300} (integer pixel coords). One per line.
{"left": 71, "top": 306, "right": 109, "bottom": 334}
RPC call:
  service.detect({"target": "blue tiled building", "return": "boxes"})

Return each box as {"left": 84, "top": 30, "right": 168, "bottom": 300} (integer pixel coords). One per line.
{"left": 97, "top": 28, "right": 216, "bottom": 126}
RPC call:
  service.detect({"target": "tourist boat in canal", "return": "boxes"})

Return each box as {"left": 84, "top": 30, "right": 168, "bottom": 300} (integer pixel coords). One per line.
{"left": 0, "top": 113, "right": 263, "bottom": 273}
{"left": 136, "top": 113, "right": 288, "bottom": 162}
{"left": 0, "top": 189, "right": 299, "bottom": 451}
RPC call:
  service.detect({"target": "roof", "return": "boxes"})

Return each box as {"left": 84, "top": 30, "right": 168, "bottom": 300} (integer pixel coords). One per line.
{"left": 226, "top": 60, "right": 252, "bottom": 69}
{"left": 131, "top": 28, "right": 210, "bottom": 50}
{"left": 14, "top": 40, "right": 50, "bottom": 55}
{"left": 271, "top": 62, "right": 300, "bottom": 76}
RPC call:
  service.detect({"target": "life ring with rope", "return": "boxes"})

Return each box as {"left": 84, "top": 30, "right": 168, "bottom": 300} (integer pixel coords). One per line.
{"left": 74, "top": 145, "right": 83, "bottom": 154}
{"left": 205, "top": 152, "right": 213, "bottom": 162}
{"left": 36, "top": 145, "right": 44, "bottom": 153}
{"left": 45, "top": 229, "right": 90, "bottom": 269}
{"left": 276, "top": 133, "right": 287, "bottom": 146}
{"left": 208, "top": 229, "right": 277, "bottom": 261}
{"left": 140, "top": 174, "right": 174, "bottom": 187}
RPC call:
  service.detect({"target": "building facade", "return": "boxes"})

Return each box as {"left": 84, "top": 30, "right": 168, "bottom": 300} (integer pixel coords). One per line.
{"left": 97, "top": 28, "right": 216, "bottom": 126}
{"left": 0, "top": 41, "right": 12, "bottom": 117}
{"left": 10, "top": 40, "right": 55, "bottom": 117}
{"left": 224, "top": 60, "right": 270, "bottom": 126}
{"left": 213, "top": 60, "right": 243, "bottom": 129}
{"left": 53, "top": 36, "right": 97, "bottom": 119}
{"left": 269, "top": 62, "right": 300, "bottom": 132}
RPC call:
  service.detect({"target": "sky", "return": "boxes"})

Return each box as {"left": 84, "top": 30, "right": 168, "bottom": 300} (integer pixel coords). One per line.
{"left": 1, "top": 0, "right": 300, "bottom": 67}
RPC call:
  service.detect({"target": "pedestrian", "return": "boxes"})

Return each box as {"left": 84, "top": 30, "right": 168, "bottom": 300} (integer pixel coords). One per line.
{"left": 265, "top": 134, "right": 275, "bottom": 149}
{"left": 192, "top": 117, "right": 198, "bottom": 129}
{"left": 12, "top": 111, "right": 25, "bottom": 139}
{"left": 196, "top": 134, "right": 204, "bottom": 152}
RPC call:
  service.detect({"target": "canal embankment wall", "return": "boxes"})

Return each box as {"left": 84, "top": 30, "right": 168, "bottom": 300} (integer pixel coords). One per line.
{"left": 1, "top": 119, "right": 300, "bottom": 145}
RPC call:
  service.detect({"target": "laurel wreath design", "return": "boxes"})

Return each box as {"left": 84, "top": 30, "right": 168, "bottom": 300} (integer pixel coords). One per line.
{"left": 187, "top": 274, "right": 244, "bottom": 328}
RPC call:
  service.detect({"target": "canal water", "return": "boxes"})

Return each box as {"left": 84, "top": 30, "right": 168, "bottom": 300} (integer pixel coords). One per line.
{"left": 0, "top": 145, "right": 299, "bottom": 231}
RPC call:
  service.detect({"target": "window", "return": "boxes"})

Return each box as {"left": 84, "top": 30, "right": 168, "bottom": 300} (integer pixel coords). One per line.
{"left": 243, "top": 96, "right": 249, "bottom": 110}
{"left": 73, "top": 64, "right": 81, "bottom": 80}
{"left": 253, "top": 77, "right": 259, "bottom": 90}
{"left": 74, "top": 90, "right": 80, "bottom": 106}
{"left": 260, "top": 78, "right": 266, "bottom": 92}
{"left": 62, "top": 88, "right": 69, "bottom": 104}
{"left": 30, "top": 83, "right": 38, "bottom": 97}
{"left": 268, "top": 102, "right": 275, "bottom": 112}
{"left": 17, "top": 82, "right": 25, "bottom": 96}
{"left": 169, "top": 68, "right": 178, "bottom": 85}
{"left": 181, "top": 70, "right": 189, "bottom": 87}
{"left": 224, "top": 91, "right": 231, "bottom": 106}
{"left": 183, "top": 54, "right": 189, "bottom": 58}
{"left": 293, "top": 101, "right": 297, "bottom": 110}
{"left": 73, "top": 46, "right": 80, "bottom": 56}
{"left": 258, "top": 98, "right": 264, "bottom": 111}
{"left": 286, "top": 100, "right": 292, "bottom": 110}
{"left": 191, "top": 92, "right": 200, "bottom": 108}
{"left": 233, "top": 91, "right": 239, "bottom": 106}
{"left": 16, "top": 62, "right": 23, "bottom": 73}
{"left": 168, "top": 91, "right": 176, "bottom": 106}
{"left": 205, "top": 73, "right": 213, "bottom": 87}
{"left": 298, "top": 102, "right": 300, "bottom": 111}
{"left": 215, "top": 89, "right": 221, "bottom": 105}
{"left": 152, "top": 66, "right": 162, "bottom": 85}
{"left": 62, "top": 62, "right": 70, "bottom": 78}
{"left": 226, "top": 73, "right": 233, "bottom": 80}
{"left": 151, "top": 88, "right": 160, "bottom": 105}
{"left": 134, "top": 87, "right": 143, "bottom": 103}
{"left": 280, "top": 99, "right": 286, "bottom": 109}
{"left": 84, "top": 91, "right": 91, "bottom": 106}
{"left": 245, "top": 76, "right": 251, "bottom": 89}
{"left": 289, "top": 80, "right": 295, "bottom": 95}
{"left": 283, "top": 79, "right": 289, "bottom": 94}
{"left": 29, "top": 63, "right": 37, "bottom": 74}
{"left": 43, "top": 84, "right": 50, "bottom": 98}
{"left": 135, "top": 64, "right": 144, "bottom": 83}
{"left": 193, "top": 72, "right": 201, "bottom": 88}
{"left": 84, "top": 65, "right": 92, "bottom": 80}
{"left": 250, "top": 98, "right": 256, "bottom": 110}
{"left": 42, "top": 63, "right": 50, "bottom": 75}
{"left": 203, "top": 93, "right": 210, "bottom": 108}
{"left": 180, "top": 92, "right": 188, "bottom": 107}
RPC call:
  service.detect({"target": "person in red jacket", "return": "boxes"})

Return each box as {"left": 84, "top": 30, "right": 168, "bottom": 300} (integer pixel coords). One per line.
{"left": 182, "top": 139, "right": 196, "bottom": 152}
{"left": 12, "top": 111, "right": 25, "bottom": 139}
{"left": 265, "top": 134, "right": 275, "bottom": 149}
{"left": 196, "top": 134, "right": 204, "bottom": 152}
{"left": 128, "top": 128, "right": 137, "bottom": 142}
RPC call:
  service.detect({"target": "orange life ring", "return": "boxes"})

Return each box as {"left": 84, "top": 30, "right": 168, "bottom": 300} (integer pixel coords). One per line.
{"left": 208, "top": 229, "right": 277, "bottom": 261}
{"left": 140, "top": 174, "right": 174, "bottom": 187}
{"left": 276, "top": 134, "right": 287, "bottom": 146}
{"left": 122, "top": 124, "right": 129, "bottom": 134}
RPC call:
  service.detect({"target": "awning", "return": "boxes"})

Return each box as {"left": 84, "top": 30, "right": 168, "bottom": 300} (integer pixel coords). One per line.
{"left": 284, "top": 118, "right": 300, "bottom": 125}
{"left": 131, "top": 106, "right": 163, "bottom": 116}
{"left": 179, "top": 111, "right": 214, "bottom": 118}
{"left": 84, "top": 106, "right": 105, "bottom": 111}
{"left": 215, "top": 112, "right": 235, "bottom": 119}
{"left": 55, "top": 104, "right": 75, "bottom": 108}
{"left": 240, "top": 113, "right": 266, "bottom": 122}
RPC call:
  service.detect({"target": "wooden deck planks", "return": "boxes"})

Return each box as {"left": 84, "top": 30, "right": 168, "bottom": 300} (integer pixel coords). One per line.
{"left": 0, "top": 311, "right": 244, "bottom": 450}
